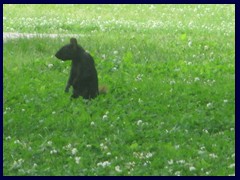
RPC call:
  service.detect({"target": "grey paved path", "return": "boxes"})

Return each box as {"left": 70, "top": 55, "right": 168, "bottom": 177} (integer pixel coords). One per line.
{"left": 3, "top": 32, "right": 84, "bottom": 42}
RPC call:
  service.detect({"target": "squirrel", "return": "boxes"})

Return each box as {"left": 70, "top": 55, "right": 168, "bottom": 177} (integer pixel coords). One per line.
{"left": 55, "top": 38, "right": 106, "bottom": 99}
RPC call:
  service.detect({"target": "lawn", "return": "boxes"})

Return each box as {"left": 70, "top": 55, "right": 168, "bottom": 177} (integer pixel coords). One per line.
{"left": 3, "top": 4, "right": 235, "bottom": 176}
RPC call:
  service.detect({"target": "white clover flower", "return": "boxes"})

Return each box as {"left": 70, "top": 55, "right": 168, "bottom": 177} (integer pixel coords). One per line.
{"left": 14, "top": 140, "right": 21, "bottom": 144}
{"left": 97, "top": 162, "right": 102, "bottom": 166}
{"left": 86, "top": 144, "right": 92, "bottom": 148}
{"left": 168, "top": 159, "right": 174, "bottom": 165}
{"left": 100, "top": 143, "right": 108, "bottom": 150}
{"left": 67, "top": 144, "right": 72, "bottom": 149}
{"left": 203, "top": 129, "right": 209, "bottom": 133}
{"left": 149, "top": 5, "right": 156, "bottom": 10}
{"left": 75, "top": 157, "right": 81, "bottom": 164}
{"left": 189, "top": 166, "right": 196, "bottom": 171}
{"left": 102, "top": 114, "right": 108, "bottom": 120}
{"left": 144, "top": 161, "right": 151, "bottom": 166}
{"left": 146, "top": 152, "right": 153, "bottom": 158}
{"left": 194, "top": 77, "right": 200, "bottom": 82}
{"left": 52, "top": 111, "right": 56, "bottom": 115}
{"left": 102, "top": 54, "right": 106, "bottom": 59}
{"left": 137, "top": 120, "right": 143, "bottom": 126}
{"left": 228, "top": 163, "right": 235, "bottom": 168}
{"left": 198, "top": 150, "right": 205, "bottom": 155}
{"left": 223, "top": 99, "right": 228, "bottom": 103}
{"left": 115, "top": 165, "right": 122, "bottom": 172}
{"left": 18, "top": 159, "right": 24, "bottom": 164}
{"left": 47, "top": 141, "right": 52, "bottom": 146}
{"left": 107, "top": 152, "right": 111, "bottom": 156}
{"left": 48, "top": 64, "right": 53, "bottom": 68}
{"left": 126, "top": 161, "right": 136, "bottom": 169}
{"left": 206, "top": 103, "right": 212, "bottom": 108}
{"left": 112, "top": 67, "right": 117, "bottom": 71}
{"left": 90, "top": 121, "right": 95, "bottom": 126}
{"left": 71, "top": 148, "right": 78, "bottom": 155}
{"left": 168, "top": 168, "right": 173, "bottom": 173}
{"left": 12, "top": 159, "right": 24, "bottom": 169}
{"left": 12, "top": 161, "right": 19, "bottom": 169}
{"left": 176, "top": 160, "right": 185, "bottom": 164}
{"left": 33, "top": 163, "right": 37, "bottom": 168}
{"left": 97, "top": 161, "right": 111, "bottom": 167}
{"left": 175, "top": 145, "right": 180, "bottom": 149}
{"left": 5, "top": 136, "right": 11, "bottom": 140}
{"left": 113, "top": 51, "right": 118, "bottom": 55}
{"left": 22, "top": 109, "right": 25, "bottom": 112}
{"left": 50, "top": 149, "right": 58, "bottom": 154}
{"left": 188, "top": 41, "right": 192, "bottom": 47}
{"left": 138, "top": 98, "right": 143, "bottom": 103}
{"left": 175, "top": 171, "right": 181, "bottom": 176}
{"left": 204, "top": 45, "right": 209, "bottom": 50}
{"left": 170, "top": 80, "right": 176, "bottom": 85}
{"left": 209, "top": 153, "right": 218, "bottom": 159}
{"left": 135, "top": 74, "right": 143, "bottom": 81}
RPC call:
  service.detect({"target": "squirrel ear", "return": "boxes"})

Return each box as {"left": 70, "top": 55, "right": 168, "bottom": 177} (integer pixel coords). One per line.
{"left": 70, "top": 38, "right": 78, "bottom": 48}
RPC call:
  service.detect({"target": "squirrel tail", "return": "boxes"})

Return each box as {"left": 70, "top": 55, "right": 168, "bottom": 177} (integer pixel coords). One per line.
{"left": 99, "top": 85, "right": 108, "bottom": 94}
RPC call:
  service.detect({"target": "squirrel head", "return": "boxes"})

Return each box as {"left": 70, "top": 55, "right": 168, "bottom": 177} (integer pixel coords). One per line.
{"left": 55, "top": 38, "right": 81, "bottom": 61}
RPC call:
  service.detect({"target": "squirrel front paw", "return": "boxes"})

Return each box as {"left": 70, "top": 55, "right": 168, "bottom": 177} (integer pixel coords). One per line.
{"left": 71, "top": 94, "right": 79, "bottom": 99}
{"left": 65, "top": 87, "right": 69, "bottom": 93}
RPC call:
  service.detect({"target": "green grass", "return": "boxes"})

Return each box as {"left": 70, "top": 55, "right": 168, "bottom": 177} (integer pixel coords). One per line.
{"left": 3, "top": 4, "right": 235, "bottom": 176}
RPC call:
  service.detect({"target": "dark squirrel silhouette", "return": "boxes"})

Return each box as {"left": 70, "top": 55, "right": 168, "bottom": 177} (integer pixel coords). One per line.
{"left": 55, "top": 38, "right": 104, "bottom": 99}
